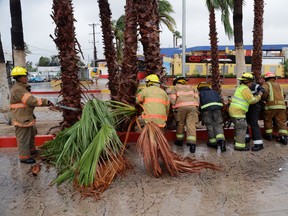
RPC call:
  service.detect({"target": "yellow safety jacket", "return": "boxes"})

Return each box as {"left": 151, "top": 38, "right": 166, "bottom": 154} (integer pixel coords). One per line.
{"left": 262, "top": 80, "right": 286, "bottom": 110}
{"left": 229, "top": 84, "right": 261, "bottom": 118}
{"left": 170, "top": 84, "right": 199, "bottom": 109}
{"left": 136, "top": 85, "right": 170, "bottom": 127}
{"left": 10, "top": 82, "right": 49, "bottom": 127}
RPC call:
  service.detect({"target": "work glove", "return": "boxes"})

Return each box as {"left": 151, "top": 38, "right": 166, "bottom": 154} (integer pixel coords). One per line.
{"left": 256, "top": 86, "right": 265, "bottom": 94}
{"left": 135, "top": 104, "right": 143, "bottom": 116}
{"left": 26, "top": 85, "right": 31, "bottom": 92}
{"left": 48, "top": 100, "right": 54, "bottom": 106}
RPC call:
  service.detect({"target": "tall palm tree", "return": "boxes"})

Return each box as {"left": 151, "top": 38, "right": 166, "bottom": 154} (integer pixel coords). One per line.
{"left": 205, "top": 0, "right": 233, "bottom": 93}
{"left": 173, "top": 30, "right": 181, "bottom": 48}
{"left": 97, "top": 0, "right": 119, "bottom": 101}
{"left": 117, "top": 0, "right": 139, "bottom": 106}
{"left": 10, "top": 0, "right": 25, "bottom": 66}
{"left": 51, "top": 0, "right": 82, "bottom": 128}
{"left": 251, "top": 0, "right": 264, "bottom": 82}
{"left": 0, "top": 34, "right": 11, "bottom": 124}
{"left": 233, "top": 0, "right": 245, "bottom": 84}
{"left": 137, "top": 0, "right": 163, "bottom": 78}
{"left": 112, "top": 0, "right": 176, "bottom": 66}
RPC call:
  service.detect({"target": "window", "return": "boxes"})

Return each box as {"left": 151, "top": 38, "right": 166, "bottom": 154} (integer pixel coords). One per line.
{"left": 195, "top": 65, "right": 203, "bottom": 73}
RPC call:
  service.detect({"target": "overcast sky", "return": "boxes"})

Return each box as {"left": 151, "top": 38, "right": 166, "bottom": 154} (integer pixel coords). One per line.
{"left": 0, "top": 0, "right": 287, "bottom": 66}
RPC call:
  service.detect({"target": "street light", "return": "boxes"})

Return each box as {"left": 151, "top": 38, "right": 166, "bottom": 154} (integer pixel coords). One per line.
{"left": 181, "top": 0, "right": 186, "bottom": 77}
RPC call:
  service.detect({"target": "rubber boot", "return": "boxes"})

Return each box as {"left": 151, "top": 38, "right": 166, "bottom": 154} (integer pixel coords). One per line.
{"left": 206, "top": 142, "right": 217, "bottom": 149}
{"left": 20, "top": 158, "right": 36, "bottom": 164}
{"left": 174, "top": 140, "right": 183, "bottom": 147}
{"left": 278, "top": 136, "right": 288, "bottom": 145}
{"left": 251, "top": 144, "right": 264, "bottom": 151}
{"left": 264, "top": 134, "right": 273, "bottom": 141}
{"left": 189, "top": 144, "right": 196, "bottom": 153}
{"left": 217, "top": 140, "right": 226, "bottom": 152}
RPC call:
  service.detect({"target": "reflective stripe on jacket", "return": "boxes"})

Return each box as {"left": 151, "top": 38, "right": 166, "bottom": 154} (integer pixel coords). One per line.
{"left": 199, "top": 87, "right": 223, "bottom": 111}
{"left": 10, "top": 82, "right": 49, "bottom": 127}
{"left": 170, "top": 84, "right": 199, "bottom": 109}
{"left": 229, "top": 84, "right": 261, "bottom": 118}
{"left": 263, "top": 81, "right": 286, "bottom": 110}
{"left": 136, "top": 85, "right": 170, "bottom": 127}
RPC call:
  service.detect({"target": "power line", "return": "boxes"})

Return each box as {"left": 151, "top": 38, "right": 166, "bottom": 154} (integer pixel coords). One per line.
{"left": 88, "top": 23, "right": 99, "bottom": 67}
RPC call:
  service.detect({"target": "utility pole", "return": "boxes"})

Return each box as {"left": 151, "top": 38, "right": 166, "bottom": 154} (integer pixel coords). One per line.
{"left": 89, "top": 23, "right": 99, "bottom": 67}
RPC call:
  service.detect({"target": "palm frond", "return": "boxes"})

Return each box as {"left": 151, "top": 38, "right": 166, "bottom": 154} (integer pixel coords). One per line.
{"left": 137, "top": 122, "right": 221, "bottom": 177}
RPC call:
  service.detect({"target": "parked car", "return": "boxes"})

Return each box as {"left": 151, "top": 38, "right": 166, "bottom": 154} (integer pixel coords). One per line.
{"left": 28, "top": 76, "right": 45, "bottom": 83}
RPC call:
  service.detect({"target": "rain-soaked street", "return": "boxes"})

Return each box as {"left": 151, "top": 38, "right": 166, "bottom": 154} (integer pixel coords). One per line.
{"left": 1, "top": 80, "right": 288, "bottom": 215}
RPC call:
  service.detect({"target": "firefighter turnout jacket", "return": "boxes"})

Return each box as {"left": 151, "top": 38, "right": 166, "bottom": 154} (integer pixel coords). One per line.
{"left": 170, "top": 84, "right": 199, "bottom": 144}
{"left": 229, "top": 84, "right": 262, "bottom": 118}
{"left": 262, "top": 79, "right": 287, "bottom": 136}
{"left": 10, "top": 81, "right": 49, "bottom": 127}
{"left": 136, "top": 85, "right": 170, "bottom": 128}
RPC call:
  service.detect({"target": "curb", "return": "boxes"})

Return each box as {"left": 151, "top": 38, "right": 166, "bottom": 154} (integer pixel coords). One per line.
{"left": 0, "top": 129, "right": 235, "bottom": 148}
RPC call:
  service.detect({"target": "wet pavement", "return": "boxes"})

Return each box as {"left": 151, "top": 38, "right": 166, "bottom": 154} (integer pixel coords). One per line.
{"left": 1, "top": 80, "right": 288, "bottom": 215}
{"left": 1, "top": 141, "right": 288, "bottom": 216}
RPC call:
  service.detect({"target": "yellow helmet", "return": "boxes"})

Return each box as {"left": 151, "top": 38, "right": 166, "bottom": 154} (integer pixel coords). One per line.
{"left": 173, "top": 76, "right": 188, "bottom": 86}
{"left": 197, "top": 82, "right": 211, "bottom": 90}
{"left": 237, "top": 72, "right": 254, "bottom": 82}
{"left": 145, "top": 74, "right": 160, "bottom": 84}
{"left": 11, "top": 66, "right": 28, "bottom": 77}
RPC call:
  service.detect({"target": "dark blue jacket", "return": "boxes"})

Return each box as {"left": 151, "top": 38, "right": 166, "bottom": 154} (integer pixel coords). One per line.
{"left": 199, "top": 87, "right": 223, "bottom": 111}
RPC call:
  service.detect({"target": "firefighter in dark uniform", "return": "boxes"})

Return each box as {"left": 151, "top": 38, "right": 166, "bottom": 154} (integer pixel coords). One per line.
{"left": 170, "top": 76, "right": 199, "bottom": 153}
{"left": 245, "top": 79, "right": 265, "bottom": 151}
{"left": 197, "top": 82, "right": 226, "bottom": 152}
{"left": 262, "top": 72, "right": 287, "bottom": 145}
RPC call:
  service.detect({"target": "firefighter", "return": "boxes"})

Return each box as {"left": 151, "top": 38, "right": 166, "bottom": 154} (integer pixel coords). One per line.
{"left": 261, "top": 72, "right": 287, "bottom": 145}
{"left": 229, "top": 72, "right": 263, "bottom": 151}
{"left": 245, "top": 79, "right": 265, "bottom": 151}
{"left": 170, "top": 76, "right": 199, "bottom": 153}
{"left": 197, "top": 82, "right": 226, "bottom": 152}
{"left": 10, "top": 66, "right": 54, "bottom": 164}
{"left": 135, "top": 74, "right": 170, "bottom": 128}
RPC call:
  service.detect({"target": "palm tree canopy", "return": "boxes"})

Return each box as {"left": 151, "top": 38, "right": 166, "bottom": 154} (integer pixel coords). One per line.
{"left": 158, "top": 0, "right": 176, "bottom": 32}
{"left": 205, "top": 0, "right": 234, "bottom": 39}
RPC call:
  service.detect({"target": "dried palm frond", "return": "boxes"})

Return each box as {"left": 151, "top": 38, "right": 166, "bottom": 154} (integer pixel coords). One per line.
{"left": 137, "top": 122, "right": 221, "bottom": 177}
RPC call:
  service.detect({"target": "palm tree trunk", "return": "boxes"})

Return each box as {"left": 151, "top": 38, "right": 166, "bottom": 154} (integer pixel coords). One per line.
{"left": 251, "top": 0, "right": 264, "bottom": 83}
{"left": 136, "top": 0, "right": 164, "bottom": 79}
{"left": 0, "top": 35, "right": 11, "bottom": 124}
{"left": 10, "top": 0, "right": 25, "bottom": 66}
{"left": 97, "top": 0, "right": 119, "bottom": 101}
{"left": 209, "top": 8, "right": 221, "bottom": 93}
{"left": 51, "top": 0, "right": 82, "bottom": 128}
{"left": 233, "top": 0, "right": 245, "bottom": 85}
{"left": 117, "top": 0, "right": 139, "bottom": 105}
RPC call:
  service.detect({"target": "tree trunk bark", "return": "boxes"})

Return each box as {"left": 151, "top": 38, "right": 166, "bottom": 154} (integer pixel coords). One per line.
{"left": 0, "top": 36, "right": 11, "bottom": 124}
{"left": 10, "top": 0, "right": 26, "bottom": 67}
{"left": 252, "top": 0, "right": 264, "bottom": 83}
{"left": 233, "top": 0, "right": 245, "bottom": 86}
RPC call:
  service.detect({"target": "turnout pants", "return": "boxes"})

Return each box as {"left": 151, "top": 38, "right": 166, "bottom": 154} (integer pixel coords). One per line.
{"left": 202, "top": 109, "right": 225, "bottom": 144}
{"left": 175, "top": 106, "right": 198, "bottom": 144}
{"left": 15, "top": 126, "right": 36, "bottom": 160}
{"left": 231, "top": 117, "right": 247, "bottom": 148}
{"left": 246, "top": 103, "right": 263, "bottom": 144}
{"left": 264, "top": 109, "right": 287, "bottom": 136}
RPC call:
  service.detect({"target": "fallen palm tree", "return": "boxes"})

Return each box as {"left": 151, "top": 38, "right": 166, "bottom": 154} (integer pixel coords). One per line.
{"left": 41, "top": 99, "right": 220, "bottom": 198}
{"left": 41, "top": 99, "right": 135, "bottom": 198}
